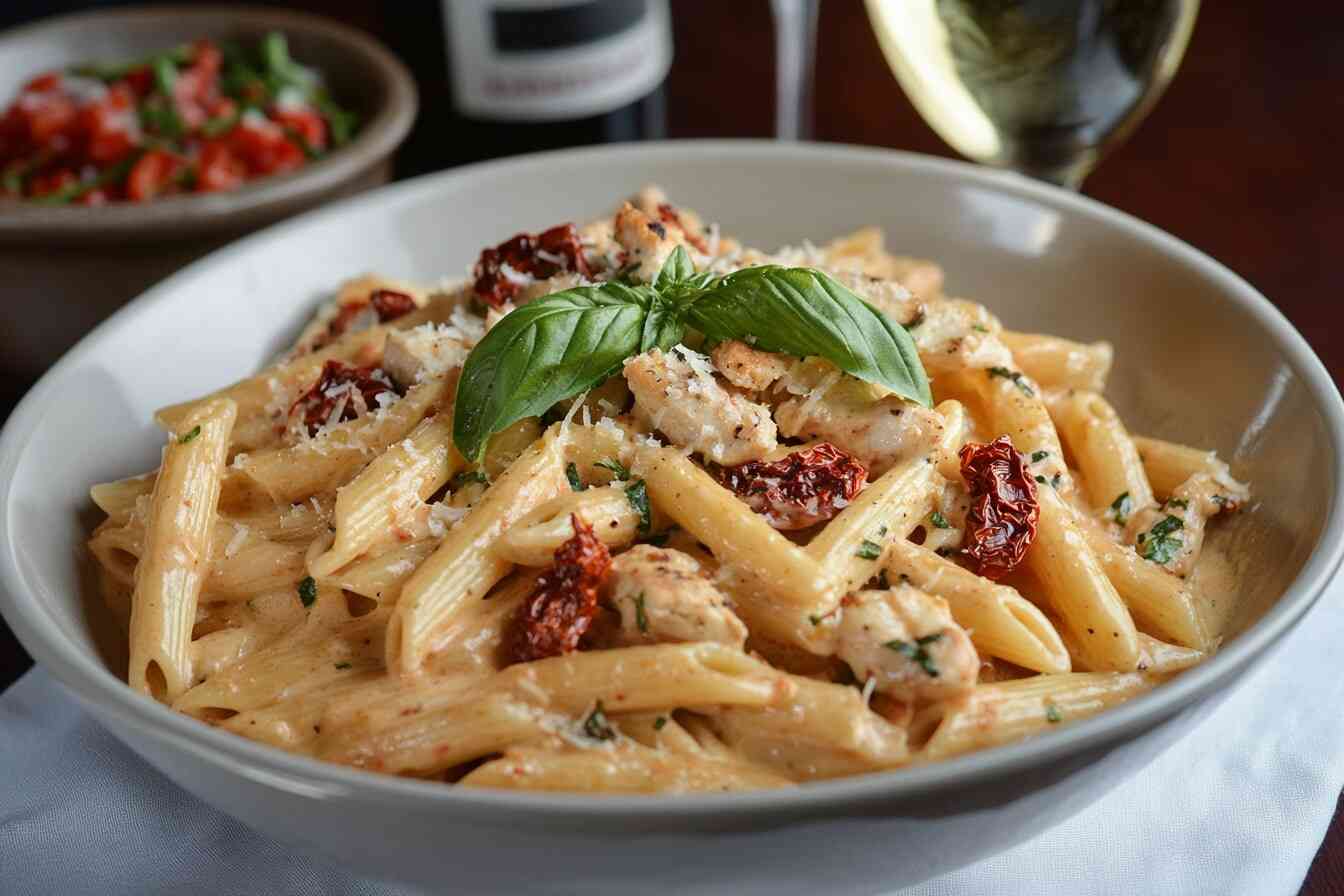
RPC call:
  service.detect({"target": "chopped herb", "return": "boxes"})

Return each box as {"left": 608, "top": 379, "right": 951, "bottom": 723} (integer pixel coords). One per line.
{"left": 653, "top": 716, "right": 667, "bottom": 731}
{"left": 1046, "top": 703, "right": 1063, "bottom": 724}
{"left": 884, "top": 633, "right": 943, "bottom": 677}
{"left": 988, "top": 366, "right": 1034, "bottom": 397}
{"left": 594, "top": 457, "right": 631, "bottom": 481}
{"left": 582, "top": 702, "right": 616, "bottom": 741}
{"left": 633, "top": 592, "right": 649, "bottom": 634}
{"left": 856, "top": 540, "right": 883, "bottom": 560}
{"left": 1030, "top": 450, "right": 1049, "bottom": 463}
{"left": 451, "top": 470, "right": 489, "bottom": 489}
{"left": 334, "top": 661, "right": 352, "bottom": 670}
{"left": 625, "top": 479, "right": 652, "bottom": 534}
{"left": 929, "top": 510, "right": 952, "bottom": 529}
{"left": 1108, "top": 491, "right": 1133, "bottom": 526}
{"left": 1140, "top": 515, "right": 1184, "bottom": 565}
{"left": 297, "top": 575, "right": 317, "bottom": 607}
{"left": 1166, "top": 498, "right": 1189, "bottom": 509}
{"left": 178, "top": 425, "right": 201, "bottom": 444}
{"left": 565, "top": 462, "right": 583, "bottom": 492}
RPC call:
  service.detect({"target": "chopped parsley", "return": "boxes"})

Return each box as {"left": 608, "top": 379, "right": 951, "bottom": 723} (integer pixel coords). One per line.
{"left": 451, "top": 470, "right": 489, "bottom": 489}
{"left": 988, "top": 366, "right": 1034, "bottom": 397}
{"left": 855, "top": 540, "right": 883, "bottom": 560}
{"left": 297, "top": 575, "right": 317, "bottom": 607}
{"left": 582, "top": 702, "right": 616, "bottom": 741}
{"left": 884, "top": 633, "right": 943, "bottom": 677}
{"left": 929, "top": 510, "right": 952, "bottom": 529}
{"left": 594, "top": 457, "right": 631, "bottom": 481}
{"left": 1166, "top": 497, "right": 1190, "bottom": 509}
{"left": 1108, "top": 491, "right": 1133, "bottom": 526}
{"left": 653, "top": 715, "right": 667, "bottom": 731}
{"left": 633, "top": 592, "right": 649, "bottom": 634}
{"left": 1140, "top": 515, "right": 1184, "bottom": 565}
{"left": 178, "top": 425, "right": 201, "bottom": 444}
{"left": 1046, "top": 703, "right": 1063, "bottom": 724}
{"left": 334, "top": 661, "right": 352, "bottom": 670}
{"left": 565, "top": 462, "right": 583, "bottom": 492}
{"left": 625, "top": 479, "right": 652, "bottom": 534}
{"left": 1030, "top": 450, "right": 1049, "bottom": 463}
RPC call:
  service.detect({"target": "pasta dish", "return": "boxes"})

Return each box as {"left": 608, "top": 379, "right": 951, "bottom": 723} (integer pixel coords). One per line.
{"left": 88, "top": 187, "right": 1249, "bottom": 792}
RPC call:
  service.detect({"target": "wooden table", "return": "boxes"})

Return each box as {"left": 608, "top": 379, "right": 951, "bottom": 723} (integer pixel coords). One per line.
{"left": 0, "top": 0, "right": 1339, "bottom": 891}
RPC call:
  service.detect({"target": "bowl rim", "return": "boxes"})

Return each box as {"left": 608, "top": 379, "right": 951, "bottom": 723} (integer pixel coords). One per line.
{"left": 2, "top": 139, "right": 1341, "bottom": 822}
{"left": 0, "top": 4, "right": 417, "bottom": 243}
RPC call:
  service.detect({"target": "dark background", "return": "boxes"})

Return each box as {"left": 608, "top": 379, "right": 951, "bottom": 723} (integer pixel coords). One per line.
{"left": 1, "top": 1, "right": 1341, "bottom": 892}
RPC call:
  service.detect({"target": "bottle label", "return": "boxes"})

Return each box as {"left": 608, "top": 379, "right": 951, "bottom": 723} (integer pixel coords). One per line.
{"left": 444, "top": 0, "right": 672, "bottom": 122}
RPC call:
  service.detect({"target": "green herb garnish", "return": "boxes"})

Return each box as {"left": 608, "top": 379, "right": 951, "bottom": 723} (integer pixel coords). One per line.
{"left": 988, "top": 366, "right": 1034, "bottom": 397}
{"left": 884, "top": 633, "right": 944, "bottom": 677}
{"left": 297, "top": 576, "right": 317, "bottom": 607}
{"left": 1108, "top": 491, "right": 1133, "bottom": 526}
{"left": 633, "top": 592, "right": 649, "bottom": 634}
{"left": 856, "top": 540, "right": 883, "bottom": 560}
{"left": 178, "top": 425, "right": 201, "bottom": 444}
{"left": 594, "top": 457, "right": 631, "bottom": 481}
{"left": 582, "top": 702, "right": 616, "bottom": 741}
{"left": 625, "top": 479, "right": 651, "bottom": 534}
{"left": 1140, "top": 515, "right": 1184, "bottom": 565}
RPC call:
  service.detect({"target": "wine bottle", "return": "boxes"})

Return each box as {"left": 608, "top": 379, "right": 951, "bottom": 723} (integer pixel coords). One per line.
{"left": 395, "top": 0, "right": 672, "bottom": 174}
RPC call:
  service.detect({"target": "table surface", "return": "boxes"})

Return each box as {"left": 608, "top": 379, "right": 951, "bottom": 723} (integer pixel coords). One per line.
{"left": 1, "top": 0, "right": 1339, "bottom": 892}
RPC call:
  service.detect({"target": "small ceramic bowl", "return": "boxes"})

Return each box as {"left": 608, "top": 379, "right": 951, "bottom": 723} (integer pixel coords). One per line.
{"left": 1, "top": 142, "right": 1341, "bottom": 894}
{"left": 0, "top": 5, "right": 417, "bottom": 381}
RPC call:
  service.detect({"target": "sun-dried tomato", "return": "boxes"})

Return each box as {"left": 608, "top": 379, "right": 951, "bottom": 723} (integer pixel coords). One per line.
{"left": 289, "top": 360, "right": 399, "bottom": 436}
{"left": 958, "top": 436, "right": 1039, "bottom": 579}
{"left": 509, "top": 515, "right": 612, "bottom": 664}
{"left": 472, "top": 222, "right": 591, "bottom": 308}
{"left": 718, "top": 442, "right": 868, "bottom": 530}
{"left": 369, "top": 289, "right": 417, "bottom": 322}
{"left": 656, "top": 202, "right": 709, "bottom": 253}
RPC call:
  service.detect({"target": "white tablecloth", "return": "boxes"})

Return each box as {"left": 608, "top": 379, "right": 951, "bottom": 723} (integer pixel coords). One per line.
{"left": 3, "top": 582, "right": 1341, "bottom": 896}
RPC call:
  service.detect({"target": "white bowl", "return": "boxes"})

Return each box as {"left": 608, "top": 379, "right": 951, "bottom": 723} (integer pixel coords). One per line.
{"left": 2, "top": 142, "right": 1341, "bottom": 894}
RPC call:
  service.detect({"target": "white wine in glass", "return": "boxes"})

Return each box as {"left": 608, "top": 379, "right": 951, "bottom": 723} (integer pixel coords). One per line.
{"left": 866, "top": 0, "right": 1198, "bottom": 188}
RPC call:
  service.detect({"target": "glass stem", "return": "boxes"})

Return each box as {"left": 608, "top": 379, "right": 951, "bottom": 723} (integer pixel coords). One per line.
{"left": 771, "top": 0, "right": 820, "bottom": 140}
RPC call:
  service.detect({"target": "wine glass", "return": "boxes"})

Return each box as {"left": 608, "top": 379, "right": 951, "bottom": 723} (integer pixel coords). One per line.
{"left": 864, "top": 0, "right": 1199, "bottom": 189}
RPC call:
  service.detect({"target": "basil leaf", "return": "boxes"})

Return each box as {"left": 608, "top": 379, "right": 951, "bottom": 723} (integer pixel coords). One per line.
{"left": 453, "top": 285, "right": 651, "bottom": 461}
{"left": 685, "top": 266, "right": 932, "bottom": 407}
{"left": 653, "top": 245, "right": 695, "bottom": 290}
{"left": 640, "top": 295, "right": 685, "bottom": 353}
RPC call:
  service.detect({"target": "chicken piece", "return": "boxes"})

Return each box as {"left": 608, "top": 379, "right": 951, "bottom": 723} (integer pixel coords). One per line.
{"left": 710, "top": 340, "right": 791, "bottom": 392}
{"left": 624, "top": 347, "right": 777, "bottom": 465}
{"left": 835, "top": 584, "right": 978, "bottom": 702}
{"left": 613, "top": 201, "right": 695, "bottom": 283}
{"left": 605, "top": 546, "right": 748, "bottom": 648}
{"left": 773, "top": 359, "right": 944, "bottom": 476}
{"left": 381, "top": 324, "right": 469, "bottom": 388}
{"left": 1126, "top": 471, "right": 1248, "bottom": 576}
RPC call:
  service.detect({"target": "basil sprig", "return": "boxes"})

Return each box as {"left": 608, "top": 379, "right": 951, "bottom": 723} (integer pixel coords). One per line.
{"left": 452, "top": 247, "right": 931, "bottom": 461}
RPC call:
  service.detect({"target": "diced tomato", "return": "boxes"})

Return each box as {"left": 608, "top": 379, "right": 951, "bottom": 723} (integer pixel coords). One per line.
{"left": 196, "top": 140, "right": 246, "bottom": 193}
{"left": 269, "top": 106, "right": 326, "bottom": 151}
{"left": 126, "top": 149, "right": 182, "bottom": 201}
{"left": 28, "top": 168, "right": 77, "bottom": 198}
{"left": 23, "top": 72, "right": 62, "bottom": 94}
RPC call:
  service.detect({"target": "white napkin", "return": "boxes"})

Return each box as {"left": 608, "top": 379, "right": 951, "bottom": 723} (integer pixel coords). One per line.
{"left": 3, "top": 583, "right": 1341, "bottom": 896}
